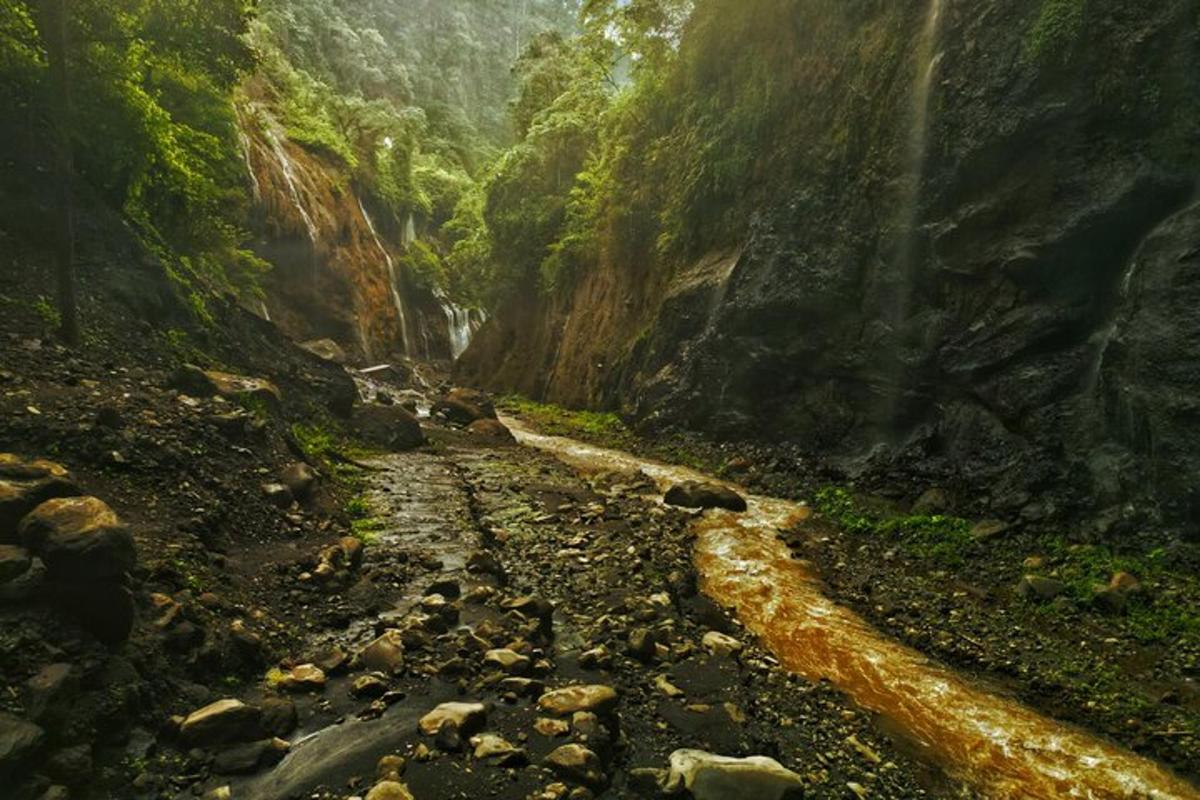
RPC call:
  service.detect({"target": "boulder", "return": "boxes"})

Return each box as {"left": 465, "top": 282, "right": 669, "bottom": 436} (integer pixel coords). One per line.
{"left": 545, "top": 744, "right": 605, "bottom": 788}
{"left": 180, "top": 699, "right": 264, "bottom": 747}
{"left": 1093, "top": 571, "right": 1143, "bottom": 614}
{"left": 273, "top": 664, "right": 326, "bottom": 693}
{"left": 259, "top": 698, "right": 297, "bottom": 738}
{"left": 366, "top": 781, "right": 416, "bottom": 800}
{"left": 483, "top": 648, "right": 531, "bottom": 676}
{"left": 171, "top": 365, "right": 282, "bottom": 412}
{"left": 0, "top": 712, "right": 45, "bottom": 782}
{"left": 663, "top": 750, "right": 805, "bottom": 800}
{"left": 18, "top": 497, "right": 135, "bottom": 579}
{"left": 433, "top": 388, "right": 497, "bottom": 426}
{"left": 352, "top": 404, "right": 427, "bottom": 452}
{"left": 280, "top": 463, "right": 318, "bottom": 500}
{"left": 664, "top": 482, "right": 747, "bottom": 513}
{"left": 55, "top": 580, "right": 135, "bottom": 644}
{"left": 0, "top": 456, "right": 80, "bottom": 541}
{"left": 417, "top": 702, "right": 488, "bottom": 738}
{"left": 912, "top": 488, "right": 949, "bottom": 515}
{"left": 470, "top": 733, "right": 525, "bottom": 762}
{"left": 701, "top": 632, "right": 743, "bottom": 658}
{"left": 537, "top": 685, "right": 618, "bottom": 717}
{"left": 466, "top": 419, "right": 516, "bottom": 444}
{"left": 358, "top": 630, "right": 406, "bottom": 674}
{"left": 300, "top": 339, "right": 349, "bottom": 364}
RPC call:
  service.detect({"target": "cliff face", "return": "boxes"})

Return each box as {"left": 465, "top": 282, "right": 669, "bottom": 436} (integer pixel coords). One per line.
{"left": 460, "top": 0, "right": 1200, "bottom": 524}
{"left": 237, "top": 94, "right": 480, "bottom": 364}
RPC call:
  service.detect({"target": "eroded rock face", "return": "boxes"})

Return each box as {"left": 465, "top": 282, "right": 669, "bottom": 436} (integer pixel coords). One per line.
{"left": 458, "top": 2, "right": 1200, "bottom": 528}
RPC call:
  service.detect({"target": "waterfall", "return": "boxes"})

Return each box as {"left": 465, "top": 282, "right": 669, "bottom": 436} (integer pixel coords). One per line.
{"left": 238, "top": 130, "right": 261, "bottom": 203}
{"left": 443, "top": 303, "right": 476, "bottom": 359}
{"left": 262, "top": 127, "right": 320, "bottom": 247}
{"left": 891, "top": 0, "right": 945, "bottom": 316}
{"left": 403, "top": 214, "right": 417, "bottom": 246}
{"left": 359, "top": 199, "right": 412, "bottom": 357}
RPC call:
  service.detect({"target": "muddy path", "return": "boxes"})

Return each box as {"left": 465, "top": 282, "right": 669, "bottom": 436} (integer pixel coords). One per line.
{"left": 505, "top": 418, "right": 1200, "bottom": 800}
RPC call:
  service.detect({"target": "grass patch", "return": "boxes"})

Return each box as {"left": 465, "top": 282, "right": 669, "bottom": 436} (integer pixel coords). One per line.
{"left": 345, "top": 493, "right": 384, "bottom": 543}
{"left": 814, "top": 486, "right": 974, "bottom": 568}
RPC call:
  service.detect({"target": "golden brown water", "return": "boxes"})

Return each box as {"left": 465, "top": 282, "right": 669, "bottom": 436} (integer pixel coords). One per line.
{"left": 504, "top": 418, "right": 1200, "bottom": 800}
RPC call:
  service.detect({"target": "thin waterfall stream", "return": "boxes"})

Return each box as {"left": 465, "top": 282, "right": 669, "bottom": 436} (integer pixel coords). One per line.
{"left": 504, "top": 418, "right": 1200, "bottom": 800}
{"left": 359, "top": 199, "right": 412, "bottom": 357}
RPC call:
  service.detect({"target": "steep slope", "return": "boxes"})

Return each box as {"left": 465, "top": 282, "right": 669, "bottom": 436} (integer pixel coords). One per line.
{"left": 460, "top": 0, "right": 1200, "bottom": 526}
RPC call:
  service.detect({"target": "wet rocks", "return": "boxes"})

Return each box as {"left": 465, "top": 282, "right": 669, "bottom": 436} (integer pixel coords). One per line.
{"left": 484, "top": 648, "right": 531, "bottom": 675}
{"left": 179, "top": 699, "right": 264, "bottom": 748}
{"left": 664, "top": 481, "right": 747, "bottom": 513}
{"left": 352, "top": 404, "right": 427, "bottom": 452}
{"left": 662, "top": 749, "right": 805, "bottom": 800}
{"left": 470, "top": 732, "right": 526, "bottom": 764}
{"left": 537, "top": 685, "right": 618, "bottom": 717}
{"left": 261, "top": 482, "right": 294, "bottom": 509}
{"left": 366, "top": 781, "right": 415, "bottom": 800}
{"left": 0, "top": 543, "right": 31, "bottom": 582}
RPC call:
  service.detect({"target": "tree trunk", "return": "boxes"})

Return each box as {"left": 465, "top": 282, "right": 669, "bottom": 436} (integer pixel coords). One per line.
{"left": 39, "top": 0, "right": 79, "bottom": 346}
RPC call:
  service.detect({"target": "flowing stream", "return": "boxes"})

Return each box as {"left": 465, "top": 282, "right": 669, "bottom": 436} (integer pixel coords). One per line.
{"left": 503, "top": 418, "right": 1199, "bottom": 800}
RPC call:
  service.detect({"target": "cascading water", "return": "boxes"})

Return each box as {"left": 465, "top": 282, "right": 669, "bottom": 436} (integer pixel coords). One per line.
{"left": 262, "top": 127, "right": 320, "bottom": 247}
{"left": 402, "top": 213, "right": 417, "bottom": 247}
{"left": 880, "top": 0, "right": 945, "bottom": 428}
{"left": 359, "top": 199, "right": 411, "bottom": 357}
{"left": 442, "top": 304, "right": 475, "bottom": 359}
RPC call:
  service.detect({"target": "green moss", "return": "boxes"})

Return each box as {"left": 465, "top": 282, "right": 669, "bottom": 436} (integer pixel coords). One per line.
{"left": 814, "top": 487, "right": 974, "bottom": 567}
{"left": 32, "top": 295, "right": 61, "bottom": 330}
{"left": 1025, "top": 0, "right": 1087, "bottom": 63}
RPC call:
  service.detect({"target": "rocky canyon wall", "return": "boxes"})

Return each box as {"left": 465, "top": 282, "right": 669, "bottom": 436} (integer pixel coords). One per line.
{"left": 460, "top": 0, "right": 1200, "bottom": 527}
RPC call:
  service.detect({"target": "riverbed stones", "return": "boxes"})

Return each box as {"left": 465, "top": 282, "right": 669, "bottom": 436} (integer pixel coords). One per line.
{"left": 537, "top": 685, "right": 618, "bottom": 717}
{"left": 664, "top": 481, "right": 747, "bottom": 513}
{"left": 180, "top": 699, "right": 263, "bottom": 747}
{"left": 470, "top": 732, "right": 526, "bottom": 764}
{"left": 352, "top": 404, "right": 427, "bottom": 452}
{"left": 18, "top": 496, "right": 135, "bottom": 579}
{"left": 663, "top": 749, "right": 805, "bottom": 800}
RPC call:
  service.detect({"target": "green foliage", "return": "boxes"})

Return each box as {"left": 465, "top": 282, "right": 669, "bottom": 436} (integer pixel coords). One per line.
{"left": 814, "top": 487, "right": 974, "bottom": 567}
{"left": 291, "top": 421, "right": 339, "bottom": 462}
{"left": 1025, "top": 0, "right": 1087, "bottom": 62}
{"left": 400, "top": 240, "right": 446, "bottom": 291}
{"left": 32, "top": 295, "right": 60, "bottom": 330}
{"left": 502, "top": 394, "right": 630, "bottom": 442}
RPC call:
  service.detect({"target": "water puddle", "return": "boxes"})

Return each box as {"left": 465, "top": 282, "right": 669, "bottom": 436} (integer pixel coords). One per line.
{"left": 503, "top": 417, "right": 1200, "bottom": 799}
